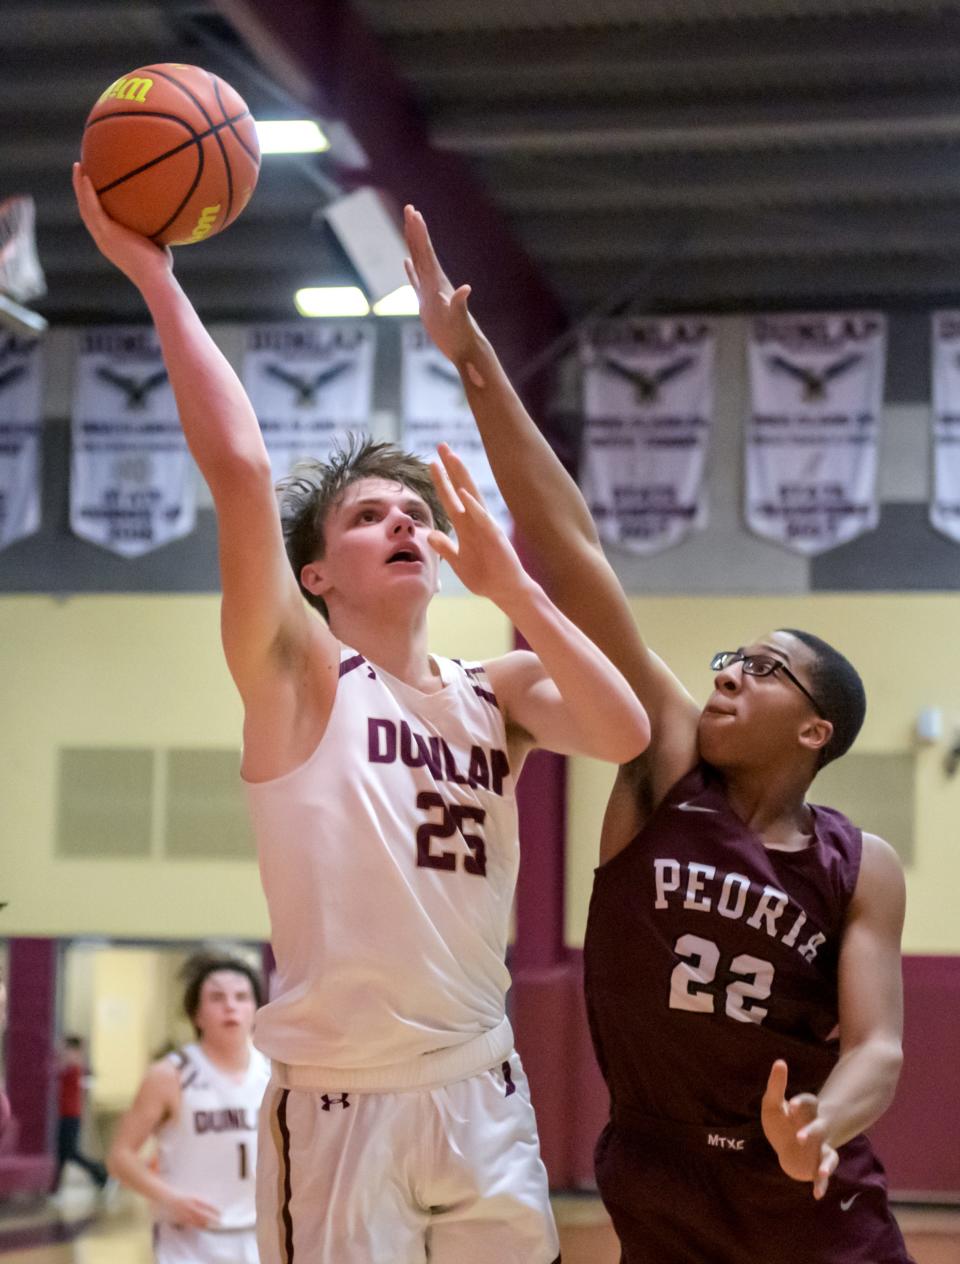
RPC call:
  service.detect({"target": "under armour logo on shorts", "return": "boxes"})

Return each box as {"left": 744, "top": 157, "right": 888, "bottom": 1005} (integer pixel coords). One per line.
{"left": 501, "top": 1062, "right": 516, "bottom": 1097}
{"left": 320, "top": 1093, "right": 351, "bottom": 1111}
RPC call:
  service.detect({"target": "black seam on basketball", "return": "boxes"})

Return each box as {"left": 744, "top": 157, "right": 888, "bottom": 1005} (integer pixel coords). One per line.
{"left": 141, "top": 65, "right": 219, "bottom": 130}
{"left": 90, "top": 112, "right": 245, "bottom": 204}
{"left": 210, "top": 71, "right": 259, "bottom": 165}
{"left": 149, "top": 139, "right": 205, "bottom": 242}
{"left": 209, "top": 74, "right": 235, "bottom": 223}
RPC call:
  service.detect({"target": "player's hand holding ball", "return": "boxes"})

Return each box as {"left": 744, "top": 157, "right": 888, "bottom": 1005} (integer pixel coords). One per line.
{"left": 73, "top": 162, "right": 172, "bottom": 287}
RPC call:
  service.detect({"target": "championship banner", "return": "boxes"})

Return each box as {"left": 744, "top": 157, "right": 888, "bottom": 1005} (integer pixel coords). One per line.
{"left": 242, "top": 323, "right": 376, "bottom": 480}
{"left": 746, "top": 312, "right": 886, "bottom": 554}
{"left": 0, "top": 333, "right": 43, "bottom": 551}
{"left": 930, "top": 311, "right": 960, "bottom": 543}
{"left": 579, "top": 318, "right": 715, "bottom": 554}
{"left": 401, "top": 324, "right": 510, "bottom": 533}
{"left": 71, "top": 326, "right": 196, "bottom": 557}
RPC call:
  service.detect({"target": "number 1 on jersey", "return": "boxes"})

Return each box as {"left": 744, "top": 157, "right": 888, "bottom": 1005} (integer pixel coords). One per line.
{"left": 238, "top": 1141, "right": 248, "bottom": 1180}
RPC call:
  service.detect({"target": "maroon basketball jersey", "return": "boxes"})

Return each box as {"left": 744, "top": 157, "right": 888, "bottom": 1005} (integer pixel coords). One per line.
{"left": 584, "top": 762, "right": 862, "bottom": 1127}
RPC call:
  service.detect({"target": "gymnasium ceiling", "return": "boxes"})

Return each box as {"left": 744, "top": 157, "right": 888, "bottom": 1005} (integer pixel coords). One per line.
{"left": 7, "top": 0, "right": 960, "bottom": 332}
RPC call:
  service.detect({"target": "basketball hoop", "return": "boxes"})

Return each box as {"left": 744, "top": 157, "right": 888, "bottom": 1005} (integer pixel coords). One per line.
{"left": 0, "top": 195, "right": 45, "bottom": 304}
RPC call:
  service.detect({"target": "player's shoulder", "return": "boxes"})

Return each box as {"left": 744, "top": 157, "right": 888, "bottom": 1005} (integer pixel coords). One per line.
{"left": 858, "top": 831, "right": 906, "bottom": 879}
{"left": 139, "top": 1055, "right": 183, "bottom": 1104}
{"left": 850, "top": 831, "right": 906, "bottom": 913}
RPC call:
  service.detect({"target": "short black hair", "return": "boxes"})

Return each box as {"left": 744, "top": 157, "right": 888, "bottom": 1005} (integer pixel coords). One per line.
{"left": 779, "top": 629, "right": 866, "bottom": 768}
{"left": 180, "top": 953, "right": 263, "bottom": 1037}
{"left": 64, "top": 1034, "right": 83, "bottom": 1050}
{"left": 277, "top": 433, "right": 451, "bottom": 621}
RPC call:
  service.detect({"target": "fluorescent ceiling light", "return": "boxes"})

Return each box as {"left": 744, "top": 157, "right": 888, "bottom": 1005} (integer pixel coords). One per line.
{"left": 295, "top": 286, "right": 370, "bottom": 318}
{"left": 255, "top": 119, "right": 329, "bottom": 154}
{"left": 372, "top": 286, "right": 420, "bottom": 317}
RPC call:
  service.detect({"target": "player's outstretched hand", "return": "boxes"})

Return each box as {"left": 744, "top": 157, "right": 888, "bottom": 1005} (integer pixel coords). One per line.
{"left": 164, "top": 1190, "right": 221, "bottom": 1229}
{"left": 428, "top": 444, "right": 526, "bottom": 606}
{"left": 73, "top": 162, "right": 172, "bottom": 286}
{"left": 403, "top": 205, "right": 485, "bottom": 381}
{"left": 761, "top": 1059, "right": 839, "bottom": 1199}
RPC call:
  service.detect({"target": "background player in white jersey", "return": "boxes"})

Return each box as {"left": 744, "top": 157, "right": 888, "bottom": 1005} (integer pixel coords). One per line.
{"left": 108, "top": 954, "right": 270, "bottom": 1264}
{"left": 74, "top": 165, "right": 650, "bottom": 1264}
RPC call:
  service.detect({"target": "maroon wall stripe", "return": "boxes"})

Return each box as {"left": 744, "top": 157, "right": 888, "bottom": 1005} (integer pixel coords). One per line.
{"left": 6, "top": 938, "right": 57, "bottom": 1154}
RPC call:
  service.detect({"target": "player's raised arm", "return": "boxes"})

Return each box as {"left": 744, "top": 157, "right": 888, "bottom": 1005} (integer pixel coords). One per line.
{"left": 429, "top": 447, "right": 649, "bottom": 765}
{"left": 761, "top": 833, "right": 906, "bottom": 1199}
{"left": 73, "top": 165, "right": 332, "bottom": 702}
{"left": 404, "top": 206, "right": 698, "bottom": 758}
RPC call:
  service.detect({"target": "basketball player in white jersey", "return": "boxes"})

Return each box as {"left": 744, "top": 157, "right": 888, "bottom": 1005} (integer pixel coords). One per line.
{"left": 108, "top": 955, "right": 270, "bottom": 1264}
{"left": 75, "top": 164, "right": 650, "bottom": 1264}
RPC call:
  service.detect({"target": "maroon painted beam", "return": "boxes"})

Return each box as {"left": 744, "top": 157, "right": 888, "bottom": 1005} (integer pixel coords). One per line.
{"left": 220, "top": 0, "right": 567, "bottom": 373}
{"left": 6, "top": 938, "right": 57, "bottom": 1154}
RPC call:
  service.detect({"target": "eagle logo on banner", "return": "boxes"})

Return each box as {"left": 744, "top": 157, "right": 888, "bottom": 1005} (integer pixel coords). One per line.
{"left": 0, "top": 333, "right": 43, "bottom": 552}
{"left": 70, "top": 326, "right": 196, "bottom": 558}
{"left": 579, "top": 318, "right": 716, "bottom": 555}
{"left": 746, "top": 312, "right": 886, "bottom": 555}
{"left": 242, "top": 324, "right": 376, "bottom": 481}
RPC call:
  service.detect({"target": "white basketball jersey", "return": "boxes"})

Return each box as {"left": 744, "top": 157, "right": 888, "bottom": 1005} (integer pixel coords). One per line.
{"left": 246, "top": 648, "right": 519, "bottom": 1087}
{"left": 156, "top": 1043, "right": 270, "bottom": 1230}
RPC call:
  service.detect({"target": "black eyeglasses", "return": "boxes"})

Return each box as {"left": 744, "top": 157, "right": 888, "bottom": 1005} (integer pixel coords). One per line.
{"left": 710, "top": 650, "right": 825, "bottom": 718}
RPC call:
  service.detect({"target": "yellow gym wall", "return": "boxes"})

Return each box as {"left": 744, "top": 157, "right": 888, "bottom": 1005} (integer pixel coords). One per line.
{"left": 566, "top": 594, "right": 960, "bottom": 955}
{"left": 0, "top": 593, "right": 510, "bottom": 941}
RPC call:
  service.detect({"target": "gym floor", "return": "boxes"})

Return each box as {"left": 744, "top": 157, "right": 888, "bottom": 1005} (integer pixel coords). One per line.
{"left": 1, "top": 1184, "right": 958, "bottom": 1263}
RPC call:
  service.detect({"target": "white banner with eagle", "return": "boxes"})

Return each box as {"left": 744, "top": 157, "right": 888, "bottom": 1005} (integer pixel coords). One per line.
{"left": 579, "top": 318, "right": 715, "bottom": 554}
{"left": 242, "top": 323, "right": 376, "bottom": 481}
{"left": 0, "top": 333, "right": 43, "bottom": 551}
{"left": 71, "top": 326, "right": 196, "bottom": 557}
{"left": 930, "top": 311, "right": 960, "bottom": 543}
{"left": 400, "top": 324, "right": 510, "bottom": 533}
{"left": 746, "top": 312, "right": 886, "bottom": 554}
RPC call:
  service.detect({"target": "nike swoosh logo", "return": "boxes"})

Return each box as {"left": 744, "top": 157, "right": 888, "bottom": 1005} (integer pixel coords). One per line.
{"left": 840, "top": 1193, "right": 860, "bottom": 1211}
{"left": 675, "top": 801, "right": 719, "bottom": 814}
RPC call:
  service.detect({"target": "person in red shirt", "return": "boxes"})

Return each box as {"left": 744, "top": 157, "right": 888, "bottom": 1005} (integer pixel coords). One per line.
{"left": 53, "top": 1035, "right": 107, "bottom": 1193}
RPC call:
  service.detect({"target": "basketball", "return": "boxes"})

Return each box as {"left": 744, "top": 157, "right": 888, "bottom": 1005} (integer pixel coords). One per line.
{"left": 80, "top": 64, "right": 260, "bottom": 246}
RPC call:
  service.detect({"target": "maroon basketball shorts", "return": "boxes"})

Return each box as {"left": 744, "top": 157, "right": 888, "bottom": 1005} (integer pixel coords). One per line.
{"left": 594, "top": 1114, "right": 915, "bottom": 1264}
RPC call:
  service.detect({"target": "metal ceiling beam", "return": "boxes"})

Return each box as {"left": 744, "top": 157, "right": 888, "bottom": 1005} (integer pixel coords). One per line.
{"left": 216, "top": 0, "right": 568, "bottom": 373}
{"left": 353, "top": 0, "right": 957, "bottom": 35}
{"left": 435, "top": 108, "right": 960, "bottom": 156}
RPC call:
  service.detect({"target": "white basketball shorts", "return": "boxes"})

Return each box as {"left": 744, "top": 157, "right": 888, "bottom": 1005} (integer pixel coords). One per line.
{"left": 256, "top": 1050, "right": 559, "bottom": 1264}
{"left": 154, "top": 1223, "right": 259, "bottom": 1264}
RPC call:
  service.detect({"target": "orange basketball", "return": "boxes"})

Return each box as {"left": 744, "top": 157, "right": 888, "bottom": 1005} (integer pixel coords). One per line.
{"left": 80, "top": 64, "right": 260, "bottom": 246}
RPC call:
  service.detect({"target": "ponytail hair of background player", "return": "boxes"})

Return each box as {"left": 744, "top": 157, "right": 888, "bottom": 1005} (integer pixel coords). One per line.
{"left": 180, "top": 952, "right": 263, "bottom": 1036}
{"left": 278, "top": 434, "right": 452, "bottom": 621}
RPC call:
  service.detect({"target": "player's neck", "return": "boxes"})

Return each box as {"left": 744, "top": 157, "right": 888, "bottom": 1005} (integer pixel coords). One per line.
{"left": 329, "top": 604, "right": 439, "bottom": 691}
{"left": 720, "top": 764, "right": 815, "bottom": 851}
{"left": 198, "top": 1034, "right": 252, "bottom": 1077}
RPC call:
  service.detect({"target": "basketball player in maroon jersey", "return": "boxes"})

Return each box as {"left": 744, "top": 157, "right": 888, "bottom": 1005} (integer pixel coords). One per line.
{"left": 406, "top": 206, "right": 913, "bottom": 1263}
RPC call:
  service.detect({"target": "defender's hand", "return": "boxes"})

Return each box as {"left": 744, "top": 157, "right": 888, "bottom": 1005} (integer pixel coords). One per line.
{"left": 427, "top": 444, "right": 526, "bottom": 607}
{"left": 761, "top": 1060, "right": 839, "bottom": 1199}
{"left": 73, "top": 163, "right": 172, "bottom": 286}
{"left": 403, "top": 205, "right": 484, "bottom": 377}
